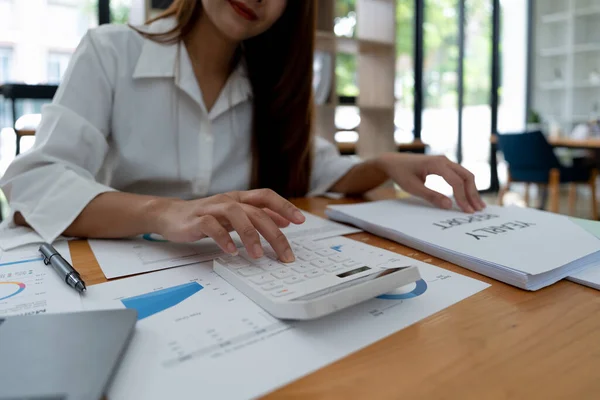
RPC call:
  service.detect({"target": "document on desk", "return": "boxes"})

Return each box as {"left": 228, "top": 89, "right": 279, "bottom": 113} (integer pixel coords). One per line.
{"left": 0, "top": 242, "right": 82, "bottom": 316}
{"left": 567, "top": 217, "right": 600, "bottom": 290}
{"left": 326, "top": 199, "right": 600, "bottom": 290}
{"left": 89, "top": 212, "right": 361, "bottom": 279}
{"left": 82, "top": 237, "right": 489, "bottom": 400}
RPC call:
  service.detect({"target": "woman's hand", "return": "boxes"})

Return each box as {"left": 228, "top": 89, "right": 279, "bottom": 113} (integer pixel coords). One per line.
{"left": 377, "top": 153, "right": 486, "bottom": 213}
{"left": 151, "top": 189, "right": 306, "bottom": 262}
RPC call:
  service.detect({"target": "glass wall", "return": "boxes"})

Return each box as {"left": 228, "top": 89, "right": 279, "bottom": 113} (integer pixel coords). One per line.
{"left": 0, "top": 0, "right": 98, "bottom": 166}
{"left": 395, "top": 0, "right": 415, "bottom": 144}
{"left": 461, "top": 0, "right": 492, "bottom": 190}
{"left": 421, "top": 0, "right": 460, "bottom": 163}
{"left": 334, "top": 0, "right": 360, "bottom": 144}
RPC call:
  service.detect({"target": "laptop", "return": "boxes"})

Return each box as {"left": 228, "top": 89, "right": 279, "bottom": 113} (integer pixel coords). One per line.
{"left": 0, "top": 309, "right": 137, "bottom": 400}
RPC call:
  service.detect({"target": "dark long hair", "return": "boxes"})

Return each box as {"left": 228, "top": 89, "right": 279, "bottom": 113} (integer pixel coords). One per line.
{"left": 135, "top": 0, "right": 315, "bottom": 197}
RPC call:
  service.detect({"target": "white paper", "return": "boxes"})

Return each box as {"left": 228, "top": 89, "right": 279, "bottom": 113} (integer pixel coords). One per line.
{"left": 568, "top": 217, "right": 600, "bottom": 289}
{"left": 0, "top": 242, "right": 82, "bottom": 317}
{"left": 327, "top": 200, "right": 600, "bottom": 275}
{"left": 82, "top": 237, "right": 489, "bottom": 400}
{"left": 90, "top": 212, "right": 361, "bottom": 279}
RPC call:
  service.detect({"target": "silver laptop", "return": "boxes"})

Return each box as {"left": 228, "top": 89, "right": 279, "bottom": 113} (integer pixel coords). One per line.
{"left": 0, "top": 309, "right": 137, "bottom": 400}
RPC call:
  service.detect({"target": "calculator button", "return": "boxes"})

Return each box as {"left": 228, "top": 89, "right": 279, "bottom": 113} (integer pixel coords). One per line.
{"left": 329, "top": 254, "right": 350, "bottom": 263}
{"left": 258, "top": 261, "right": 286, "bottom": 271}
{"left": 325, "top": 264, "right": 346, "bottom": 273}
{"left": 271, "top": 288, "right": 295, "bottom": 298}
{"left": 271, "top": 269, "right": 294, "bottom": 280}
{"left": 301, "top": 241, "right": 324, "bottom": 251}
{"left": 377, "top": 258, "right": 412, "bottom": 269}
{"left": 261, "top": 282, "right": 283, "bottom": 291}
{"left": 297, "top": 252, "right": 318, "bottom": 262}
{"left": 316, "top": 248, "right": 337, "bottom": 257}
{"left": 218, "top": 256, "right": 249, "bottom": 268}
{"left": 343, "top": 260, "right": 361, "bottom": 268}
{"left": 311, "top": 258, "right": 333, "bottom": 268}
{"left": 236, "top": 266, "right": 265, "bottom": 277}
{"left": 249, "top": 274, "right": 275, "bottom": 285}
{"left": 304, "top": 270, "right": 324, "bottom": 279}
{"left": 284, "top": 276, "right": 304, "bottom": 285}
{"left": 292, "top": 264, "right": 317, "bottom": 273}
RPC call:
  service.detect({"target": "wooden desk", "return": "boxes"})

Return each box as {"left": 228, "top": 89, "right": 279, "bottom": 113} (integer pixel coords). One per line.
{"left": 491, "top": 134, "right": 600, "bottom": 149}
{"left": 69, "top": 189, "right": 600, "bottom": 399}
{"left": 338, "top": 140, "right": 428, "bottom": 155}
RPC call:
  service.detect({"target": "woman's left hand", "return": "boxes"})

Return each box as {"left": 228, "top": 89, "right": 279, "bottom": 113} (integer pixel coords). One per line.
{"left": 377, "top": 153, "right": 486, "bottom": 213}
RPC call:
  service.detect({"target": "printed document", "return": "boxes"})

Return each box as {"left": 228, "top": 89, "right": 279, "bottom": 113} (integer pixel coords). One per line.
{"left": 82, "top": 237, "right": 489, "bottom": 400}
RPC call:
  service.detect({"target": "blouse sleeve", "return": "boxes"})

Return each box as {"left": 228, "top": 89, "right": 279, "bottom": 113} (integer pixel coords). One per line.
{"left": 308, "top": 136, "right": 361, "bottom": 196}
{"left": 0, "top": 30, "right": 117, "bottom": 243}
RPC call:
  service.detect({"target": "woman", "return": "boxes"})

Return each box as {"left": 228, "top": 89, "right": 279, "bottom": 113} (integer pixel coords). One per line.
{"left": 0, "top": 0, "right": 484, "bottom": 263}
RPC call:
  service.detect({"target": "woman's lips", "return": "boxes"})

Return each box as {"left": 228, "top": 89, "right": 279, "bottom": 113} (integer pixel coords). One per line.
{"left": 228, "top": 0, "right": 258, "bottom": 21}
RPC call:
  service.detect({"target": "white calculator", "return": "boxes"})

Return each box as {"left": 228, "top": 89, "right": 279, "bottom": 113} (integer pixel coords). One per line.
{"left": 213, "top": 237, "right": 421, "bottom": 320}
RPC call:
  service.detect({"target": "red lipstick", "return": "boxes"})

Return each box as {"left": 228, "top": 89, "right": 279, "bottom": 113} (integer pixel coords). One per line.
{"left": 228, "top": 0, "right": 258, "bottom": 21}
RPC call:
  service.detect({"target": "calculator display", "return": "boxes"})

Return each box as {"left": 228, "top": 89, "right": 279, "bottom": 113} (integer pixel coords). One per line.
{"left": 337, "top": 266, "right": 371, "bottom": 278}
{"left": 291, "top": 267, "right": 408, "bottom": 301}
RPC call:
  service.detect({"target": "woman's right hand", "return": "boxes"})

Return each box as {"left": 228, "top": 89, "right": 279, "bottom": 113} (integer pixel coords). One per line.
{"left": 151, "top": 189, "right": 306, "bottom": 263}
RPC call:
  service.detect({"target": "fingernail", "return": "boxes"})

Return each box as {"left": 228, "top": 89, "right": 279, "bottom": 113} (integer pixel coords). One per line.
{"left": 293, "top": 210, "right": 305, "bottom": 223}
{"left": 480, "top": 200, "right": 487, "bottom": 209}
{"left": 466, "top": 206, "right": 475, "bottom": 213}
{"left": 227, "top": 243, "right": 238, "bottom": 255}
{"left": 253, "top": 244, "right": 263, "bottom": 258}
{"left": 442, "top": 199, "right": 452, "bottom": 209}
{"left": 283, "top": 248, "right": 295, "bottom": 263}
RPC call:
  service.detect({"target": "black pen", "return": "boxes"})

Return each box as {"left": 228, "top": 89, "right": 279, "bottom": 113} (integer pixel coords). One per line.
{"left": 39, "top": 243, "right": 87, "bottom": 293}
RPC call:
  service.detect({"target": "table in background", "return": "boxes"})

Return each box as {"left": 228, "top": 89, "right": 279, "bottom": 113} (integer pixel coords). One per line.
{"left": 338, "top": 140, "right": 428, "bottom": 156}
{"left": 0, "top": 83, "right": 58, "bottom": 155}
{"left": 491, "top": 134, "right": 600, "bottom": 150}
{"left": 69, "top": 188, "right": 600, "bottom": 399}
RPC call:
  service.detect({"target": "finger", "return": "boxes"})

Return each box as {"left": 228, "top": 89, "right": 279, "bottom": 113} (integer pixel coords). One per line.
{"left": 448, "top": 164, "right": 486, "bottom": 211}
{"left": 214, "top": 202, "right": 264, "bottom": 259}
{"left": 234, "top": 189, "right": 305, "bottom": 224}
{"left": 403, "top": 175, "right": 453, "bottom": 210}
{"left": 263, "top": 208, "right": 291, "bottom": 228}
{"left": 195, "top": 215, "right": 238, "bottom": 255}
{"left": 437, "top": 168, "right": 473, "bottom": 213}
{"left": 243, "top": 205, "right": 295, "bottom": 263}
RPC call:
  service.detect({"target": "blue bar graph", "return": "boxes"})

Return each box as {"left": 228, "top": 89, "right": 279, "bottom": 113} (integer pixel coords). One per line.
{"left": 121, "top": 282, "right": 203, "bottom": 320}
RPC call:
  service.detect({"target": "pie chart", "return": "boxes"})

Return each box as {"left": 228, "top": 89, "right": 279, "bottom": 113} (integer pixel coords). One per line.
{"left": 0, "top": 282, "right": 26, "bottom": 301}
{"left": 377, "top": 279, "right": 428, "bottom": 300}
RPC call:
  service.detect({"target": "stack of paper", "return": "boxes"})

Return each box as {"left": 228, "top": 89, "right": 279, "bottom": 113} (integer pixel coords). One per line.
{"left": 326, "top": 199, "right": 600, "bottom": 291}
{"left": 567, "top": 217, "right": 600, "bottom": 290}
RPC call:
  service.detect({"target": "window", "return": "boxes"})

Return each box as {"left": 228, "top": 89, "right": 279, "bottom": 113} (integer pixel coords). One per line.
{"left": 395, "top": 0, "right": 415, "bottom": 144}
{"left": 47, "top": 52, "right": 71, "bottom": 84}
{"left": 335, "top": 0, "right": 359, "bottom": 143}
{"left": 0, "top": 47, "right": 13, "bottom": 129}
{"left": 460, "top": 0, "right": 493, "bottom": 191}
{"left": 0, "top": 47, "right": 11, "bottom": 83}
{"left": 422, "top": 0, "right": 460, "bottom": 167}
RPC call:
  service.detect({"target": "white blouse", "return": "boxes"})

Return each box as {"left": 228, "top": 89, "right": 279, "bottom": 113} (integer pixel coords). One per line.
{"left": 0, "top": 18, "right": 358, "bottom": 244}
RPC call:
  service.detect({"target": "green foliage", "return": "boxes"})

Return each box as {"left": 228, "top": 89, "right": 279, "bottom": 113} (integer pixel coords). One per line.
{"left": 336, "top": 53, "right": 359, "bottom": 97}
{"left": 335, "top": 0, "right": 356, "bottom": 19}
{"left": 83, "top": 0, "right": 131, "bottom": 24}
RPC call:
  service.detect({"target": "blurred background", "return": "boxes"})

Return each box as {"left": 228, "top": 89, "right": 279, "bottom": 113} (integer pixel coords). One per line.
{"left": 1, "top": 0, "right": 598, "bottom": 216}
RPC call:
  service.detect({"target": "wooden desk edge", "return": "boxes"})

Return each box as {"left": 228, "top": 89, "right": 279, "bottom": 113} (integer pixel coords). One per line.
{"left": 338, "top": 140, "right": 427, "bottom": 154}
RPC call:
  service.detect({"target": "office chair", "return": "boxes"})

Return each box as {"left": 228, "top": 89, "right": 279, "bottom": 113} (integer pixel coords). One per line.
{"left": 496, "top": 131, "right": 598, "bottom": 219}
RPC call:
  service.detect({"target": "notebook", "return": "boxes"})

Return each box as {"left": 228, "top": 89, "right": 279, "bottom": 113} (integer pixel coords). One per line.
{"left": 325, "top": 199, "right": 600, "bottom": 291}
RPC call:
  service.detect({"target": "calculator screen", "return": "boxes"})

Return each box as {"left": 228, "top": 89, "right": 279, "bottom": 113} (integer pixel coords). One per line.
{"left": 336, "top": 266, "right": 371, "bottom": 278}
{"left": 291, "top": 266, "right": 408, "bottom": 301}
